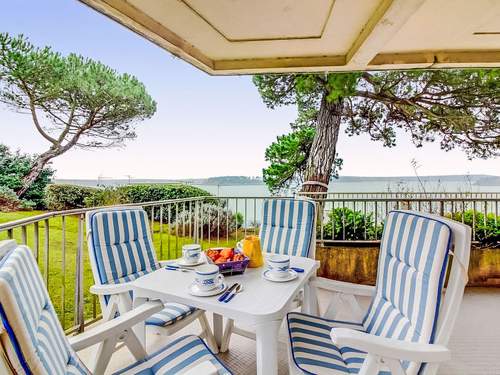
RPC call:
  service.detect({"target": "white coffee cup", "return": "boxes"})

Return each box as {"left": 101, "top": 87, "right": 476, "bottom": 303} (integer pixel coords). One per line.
{"left": 182, "top": 244, "right": 201, "bottom": 264}
{"left": 267, "top": 255, "right": 290, "bottom": 278}
{"left": 195, "top": 264, "right": 224, "bottom": 291}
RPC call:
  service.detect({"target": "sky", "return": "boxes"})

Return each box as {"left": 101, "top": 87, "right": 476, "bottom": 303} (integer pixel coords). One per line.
{"left": 0, "top": 0, "right": 498, "bottom": 180}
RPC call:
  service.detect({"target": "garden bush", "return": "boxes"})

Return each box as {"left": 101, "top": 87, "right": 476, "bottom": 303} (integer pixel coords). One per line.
{"left": 322, "top": 207, "right": 382, "bottom": 240}
{"left": 0, "top": 144, "right": 54, "bottom": 209}
{"left": 446, "top": 210, "right": 499, "bottom": 248}
{"left": 84, "top": 184, "right": 214, "bottom": 222}
{"left": 174, "top": 203, "right": 240, "bottom": 239}
{"left": 0, "top": 186, "right": 21, "bottom": 211}
{"left": 45, "top": 184, "right": 98, "bottom": 210}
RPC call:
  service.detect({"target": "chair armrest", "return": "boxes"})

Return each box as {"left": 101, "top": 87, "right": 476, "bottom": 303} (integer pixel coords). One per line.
{"left": 90, "top": 282, "right": 134, "bottom": 296}
{"left": 330, "top": 328, "right": 451, "bottom": 363}
{"left": 310, "top": 277, "right": 375, "bottom": 297}
{"left": 69, "top": 301, "right": 164, "bottom": 351}
{"left": 179, "top": 361, "right": 218, "bottom": 375}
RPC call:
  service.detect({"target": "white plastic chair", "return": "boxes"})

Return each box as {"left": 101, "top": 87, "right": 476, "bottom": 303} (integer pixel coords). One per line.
{"left": 287, "top": 210, "right": 471, "bottom": 375}
{"left": 221, "top": 198, "right": 317, "bottom": 351}
{"left": 0, "top": 240, "right": 231, "bottom": 375}
{"left": 86, "top": 207, "right": 217, "bottom": 363}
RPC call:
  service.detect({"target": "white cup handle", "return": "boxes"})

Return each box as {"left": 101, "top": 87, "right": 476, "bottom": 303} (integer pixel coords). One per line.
{"left": 236, "top": 241, "right": 243, "bottom": 250}
{"left": 216, "top": 274, "right": 224, "bottom": 285}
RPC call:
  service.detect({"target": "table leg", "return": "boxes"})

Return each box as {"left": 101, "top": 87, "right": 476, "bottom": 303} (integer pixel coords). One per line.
{"left": 213, "top": 313, "right": 224, "bottom": 349}
{"left": 255, "top": 319, "right": 281, "bottom": 375}
{"left": 133, "top": 296, "right": 148, "bottom": 347}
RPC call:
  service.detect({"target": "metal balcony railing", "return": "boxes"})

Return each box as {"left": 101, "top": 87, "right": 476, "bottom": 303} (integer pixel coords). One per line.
{"left": 0, "top": 193, "right": 498, "bottom": 333}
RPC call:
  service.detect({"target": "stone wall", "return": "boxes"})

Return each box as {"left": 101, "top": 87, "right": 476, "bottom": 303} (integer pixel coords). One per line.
{"left": 316, "top": 245, "right": 500, "bottom": 287}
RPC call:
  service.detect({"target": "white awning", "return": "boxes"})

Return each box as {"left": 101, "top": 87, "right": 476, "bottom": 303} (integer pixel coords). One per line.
{"left": 80, "top": 0, "right": 500, "bottom": 74}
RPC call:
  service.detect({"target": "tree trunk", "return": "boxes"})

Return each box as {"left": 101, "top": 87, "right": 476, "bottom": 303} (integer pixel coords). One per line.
{"left": 16, "top": 150, "right": 58, "bottom": 198}
{"left": 301, "top": 93, "right": 343, "bottom": 195}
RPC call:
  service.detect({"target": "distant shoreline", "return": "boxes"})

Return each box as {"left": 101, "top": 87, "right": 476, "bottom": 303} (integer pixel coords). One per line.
{"left": 54, "top": 174, "right": 500, "bottom": 186}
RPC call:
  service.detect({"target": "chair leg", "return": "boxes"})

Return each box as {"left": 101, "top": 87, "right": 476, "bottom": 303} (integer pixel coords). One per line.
{"left": 91, "top": 336, "right": 118, "bottom": 375}
{"left": 220, "top": 318, "right": 234, "bottom": 353}
{"left": 198, "top": 313, "right": 219, "bottom": 354}
{"left": 123, "top": 328, "right": 147, "bottom": 361}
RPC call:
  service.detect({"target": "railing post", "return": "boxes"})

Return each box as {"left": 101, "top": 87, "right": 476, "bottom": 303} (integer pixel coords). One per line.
{"left": 21, "top": 225, "right": 27, "bottom": 245}
{"left": 44, "top": 219, "right": 50, "bottom": 286}
{"left": 74, "top": 214, "right": 85, "bottom": 333}
{"left": 61, "top": 216, "right": 66, "bottom": 330}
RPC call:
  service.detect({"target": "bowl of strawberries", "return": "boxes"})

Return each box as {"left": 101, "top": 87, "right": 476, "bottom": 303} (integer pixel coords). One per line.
{"left": 205, "top": 247, "right": 250, "bottom": 275}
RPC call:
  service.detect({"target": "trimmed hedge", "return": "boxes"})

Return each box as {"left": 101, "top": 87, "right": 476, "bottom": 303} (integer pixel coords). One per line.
{"left": 46, "top": 183, "right": 213, "bottom": 212}
{"left": 45, "top": 184, "right": 98, "bottom": 210}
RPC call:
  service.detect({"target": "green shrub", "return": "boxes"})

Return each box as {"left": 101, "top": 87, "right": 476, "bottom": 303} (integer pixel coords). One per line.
{"left": 0, "top": 186, "right": 21, "bottom": 211}
{"left": 83, "top": 184, "right": 214, "bottom": 222}
{"left": 174, "top": 204, "right": 240, "bottom": 238}
{"left": 45, "top": 184, "right": 98, "bottom": 210}
{"left": 323, "top": 207, "right": 382, "bottom": 240}
{"left": 0, "top": 144, "right": 54, "bottom": 209}
{"left": 446, "top": 210, "right": 499, "bottom": 247}
{"left": 119, "top": 184, "right": 211, "bottom": 204}
{"left": 84, "top": 186, "right": 126, "bottom": 207}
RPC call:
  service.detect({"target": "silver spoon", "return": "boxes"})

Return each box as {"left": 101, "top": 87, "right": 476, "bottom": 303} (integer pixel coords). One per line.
{"left": 224, "top": 284, "right": 243, "bottom": 302}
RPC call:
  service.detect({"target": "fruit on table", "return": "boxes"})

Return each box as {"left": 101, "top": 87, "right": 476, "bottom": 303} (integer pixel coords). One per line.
{"left": 220, "top": 248, "right": 234, "bottom": 259}
{"left": 206, "top": 249, "right": 220, "bottom": 262}
{"left": 215, "top": 257, "right": 228, "bottom": 264}
{"left": 233, "top": 253, "right": 245, "bottom": 261}
{"left": 206, "top": 247, "right": 246, "bottom": 264}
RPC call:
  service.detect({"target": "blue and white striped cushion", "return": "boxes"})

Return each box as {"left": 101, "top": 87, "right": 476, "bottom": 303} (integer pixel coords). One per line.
{"left": 113, "top": 335, "right": 232, "bottom": 375}
{"left": 0, "top": 245, "right": 89, "bottom": 375}
{"left": 260, "top": 199, "right": 315, "bottom": 257}
{"left": 288, "top": 211, "right": 451, "bottom": 375}
{"left": 89, "top": 209, "right": 198, "bottom": 328}
{"left": 146, "top": 303, "right": 197, "bottom": 327}
{"left": 288, "top": 312, "right": 391, "bottom": 375}
{"left": 362, "top": 211, "right": 451, "bottom": 374}
{"left": 89, "top": 209, "right": 159, "bottom": 285}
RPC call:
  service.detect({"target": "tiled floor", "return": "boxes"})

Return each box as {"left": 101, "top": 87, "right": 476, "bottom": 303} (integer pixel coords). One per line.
{"left": 79, "top": 287, "right": 500, "bottom": 374}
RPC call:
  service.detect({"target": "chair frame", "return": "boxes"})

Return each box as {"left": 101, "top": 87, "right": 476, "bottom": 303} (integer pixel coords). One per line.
{"left": 0, "top": 240, "right": 224, "bottom": 375}
{"left": 290, "top": 210, "right": 471, "bottom": 375}
{"left": 85, "top": 206, "right": 217, "bottom": 363}
{"left": 220, "top": 198, "right": 317, "bottom": 352}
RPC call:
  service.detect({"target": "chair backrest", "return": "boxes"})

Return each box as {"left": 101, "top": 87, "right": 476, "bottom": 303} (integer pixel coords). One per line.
{"left": 259, "top": 198, "right": 316, "bottom": 258}
{"left": 363, "top": 210, "right": 471, "bottom": 375}
{"left": 0, "top": 241, "right": 88, "bottom": 375}
{"left": 86, "top": 206, "right": 160, "bottom": 288}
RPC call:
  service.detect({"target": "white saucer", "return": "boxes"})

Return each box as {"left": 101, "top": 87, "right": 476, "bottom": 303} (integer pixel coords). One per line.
{"left": 262, "top": 269, "right": 298, "bottom": 282}
{"left": 176, "top": 257, "right": 205, "bottom": 267}
{"left": 188, "top": 282, "right": 227, "bottom": 297}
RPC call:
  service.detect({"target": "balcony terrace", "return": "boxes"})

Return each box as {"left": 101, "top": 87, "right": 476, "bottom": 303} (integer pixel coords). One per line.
{"left": 0, "top": 193, "right": 499, "bottom": 374}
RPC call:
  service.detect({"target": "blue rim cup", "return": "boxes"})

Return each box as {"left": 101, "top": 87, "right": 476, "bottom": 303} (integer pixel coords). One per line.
{"left": 195, "top": 264, "right": 224, "bottom": 291}
{"left": 267, "top": 255, "right": 290, "bottom": 278}
{"left": 182, "top": 244, "right": 202, "bottom": 264}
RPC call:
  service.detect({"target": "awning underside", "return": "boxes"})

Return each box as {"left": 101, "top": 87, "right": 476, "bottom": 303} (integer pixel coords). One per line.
{"left": 80, "top": 0, "right": 500, "bottom": 75}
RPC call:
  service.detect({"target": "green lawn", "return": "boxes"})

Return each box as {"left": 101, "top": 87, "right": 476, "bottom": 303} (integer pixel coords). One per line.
{"left": 0, "top": 210, "right": 239, "bottom": 331}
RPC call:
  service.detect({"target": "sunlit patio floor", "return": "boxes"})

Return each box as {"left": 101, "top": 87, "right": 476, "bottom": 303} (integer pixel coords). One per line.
{"left": 79, "top": 287, "right": 500, "bottom": 374}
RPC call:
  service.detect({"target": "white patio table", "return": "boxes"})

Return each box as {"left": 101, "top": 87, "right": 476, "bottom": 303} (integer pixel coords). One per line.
{"left": 131, "top": 255, "right": 319, "bottom": 375}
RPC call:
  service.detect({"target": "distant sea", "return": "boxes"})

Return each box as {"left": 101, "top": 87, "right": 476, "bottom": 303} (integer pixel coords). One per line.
{"left": 55, "top": 174, "right": 500, "bottom": 196}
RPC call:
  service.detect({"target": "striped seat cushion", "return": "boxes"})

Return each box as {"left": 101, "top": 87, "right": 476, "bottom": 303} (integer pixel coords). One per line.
{"left": 89, "top": 209, "right": 159, "bottom": 285}
{"left": 113, "top": 335, "right": 231, "bottom": 375}
{"left": 260, "top": 199, "right": 315, "bottom": 257}
{"left": 288, "top": 312, "right": 390, "bottom": 375}
{"left": 289, "top": 211, "right": 452, "bottom": 375}
{"left": 147, "top": 303, "right": 197, "bottom": 327}
{"left": 362, "top": 211, "right": 452, "bottom": 374}
{"left": 89, "top": 208, "right": 199, "bottom": 328}
{"left": 112, "top": 270, "right": 197, "bottom": 328}
{"left": 0, "top": 245, "right": 89, "bottom": 375}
